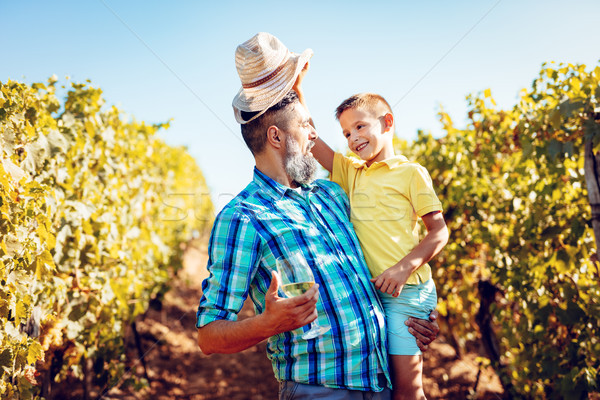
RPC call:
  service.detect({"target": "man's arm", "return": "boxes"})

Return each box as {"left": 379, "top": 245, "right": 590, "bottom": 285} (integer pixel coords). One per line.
{"left": 198, "top": 271, "right": 319, "bottom": 354}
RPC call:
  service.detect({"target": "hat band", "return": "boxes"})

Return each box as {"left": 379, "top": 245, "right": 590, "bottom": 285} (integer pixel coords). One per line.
{"left": 242, "top": 62, "right": 287, "bottom": 89}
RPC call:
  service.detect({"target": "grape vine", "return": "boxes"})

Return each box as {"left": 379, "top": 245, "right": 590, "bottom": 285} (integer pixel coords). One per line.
{"left": 0, "top": 78, "right": 213, "bottom": 399}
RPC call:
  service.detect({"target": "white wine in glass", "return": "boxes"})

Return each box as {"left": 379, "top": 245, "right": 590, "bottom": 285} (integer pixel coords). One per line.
{"left": 276, "top": 251, "right": 330, "bottom": 339}
{"left": 281, "top": 281, "right": 315, "bottom": 297}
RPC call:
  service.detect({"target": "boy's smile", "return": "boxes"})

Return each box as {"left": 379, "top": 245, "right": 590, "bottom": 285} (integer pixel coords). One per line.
{"left": 355, "top": 142, "right": 369, "bottom": 153}
{"left": 339, "top": 108, "right": 394, "bottom": 166}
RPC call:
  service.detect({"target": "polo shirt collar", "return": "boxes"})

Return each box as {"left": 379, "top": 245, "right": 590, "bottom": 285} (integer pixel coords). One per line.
{"left": 358, "top": 154, "right": 410, "bottom": 170}
{"left": 253, "top": 167, "right": 318, "bottom": 200}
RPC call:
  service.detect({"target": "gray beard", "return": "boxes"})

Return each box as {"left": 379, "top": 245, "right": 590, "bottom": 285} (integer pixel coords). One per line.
{"left": 284, "top": 136, "right": 317, "bottom": 186}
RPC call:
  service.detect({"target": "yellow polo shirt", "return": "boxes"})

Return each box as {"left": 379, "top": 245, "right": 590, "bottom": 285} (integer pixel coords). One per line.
{"left": 331, "top": 152, "right": 442, "bottom": 284}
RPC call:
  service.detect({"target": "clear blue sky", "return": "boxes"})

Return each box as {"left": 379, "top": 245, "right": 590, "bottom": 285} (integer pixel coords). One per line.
{"left": 2, "top": 0, "right": 599, "bottom": 213}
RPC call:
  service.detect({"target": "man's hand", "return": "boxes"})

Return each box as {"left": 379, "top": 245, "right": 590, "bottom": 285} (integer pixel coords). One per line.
{"left": 262, "top": 271, "right": 319, "bottom": 335}
{"left": 197, "top": 271, "right": 319, "bottom": 355}
{"left": 370, "top": 263, "right": 412, "bottom": 297}
{"left": 406, "top": 309, "right": 440, "bottom": 352}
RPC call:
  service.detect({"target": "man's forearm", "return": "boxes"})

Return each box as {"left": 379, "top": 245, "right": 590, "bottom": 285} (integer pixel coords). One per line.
{"left": 197, "top": 313, "right": 273, "bottom": 355}
{"left": 198, "top": 272, "right": 320, "bottom": 354}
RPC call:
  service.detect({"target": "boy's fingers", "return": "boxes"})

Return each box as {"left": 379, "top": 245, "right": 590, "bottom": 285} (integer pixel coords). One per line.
{"left": 375, "top": 281, "right": 388, "bottom": 293}
{"left": 393, "top": 284, "right": 404, "bottom": 297}
{"left": 371, "top": 277, "right": 382, "bottom": 289}
{"left": 380, "top": 279, "right": 394, "bottom": 294}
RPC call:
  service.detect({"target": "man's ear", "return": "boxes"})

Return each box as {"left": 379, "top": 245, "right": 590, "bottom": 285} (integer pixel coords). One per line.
{"left": 383, "top": 113, "right": 394, "bottom": 132}
{"left": 266, "top": 125, "right": 283, "bottom": 149}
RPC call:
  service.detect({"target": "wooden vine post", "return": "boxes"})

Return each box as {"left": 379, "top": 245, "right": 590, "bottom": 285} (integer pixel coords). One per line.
{"left": 584, "top": 114, "right": 600, "bottom": 256}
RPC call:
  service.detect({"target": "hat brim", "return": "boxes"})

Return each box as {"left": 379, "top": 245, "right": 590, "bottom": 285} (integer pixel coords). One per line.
{"left": 232, "top": 48, "right": 313, "bottom": 124}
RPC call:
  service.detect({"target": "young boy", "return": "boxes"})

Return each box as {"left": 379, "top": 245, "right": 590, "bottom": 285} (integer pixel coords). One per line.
{"left": 295, "top": 71, "right": 449, "bottom": 400}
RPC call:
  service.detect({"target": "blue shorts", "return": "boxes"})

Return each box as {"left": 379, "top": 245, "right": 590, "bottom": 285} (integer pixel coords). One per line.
{"left": 378, "top": 279, "right": 437, "bottom": 356}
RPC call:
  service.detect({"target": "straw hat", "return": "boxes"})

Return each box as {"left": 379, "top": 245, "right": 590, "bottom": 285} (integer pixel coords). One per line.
{"left": 232, "top": 32, "right": 313, "bottom": 124}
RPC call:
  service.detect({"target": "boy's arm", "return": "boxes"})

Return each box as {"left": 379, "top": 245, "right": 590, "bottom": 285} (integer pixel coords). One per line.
{"left": 371, "top": 211, "right": 449, "bottom": 297}
{"left": 311, "top": 138, "right": 334, "bottom": 173}
{"left": 292, "top": 62, "right": 335, "bottom": 173}
{"left": 292, "top": 61, "right": 310, "bottom": 114}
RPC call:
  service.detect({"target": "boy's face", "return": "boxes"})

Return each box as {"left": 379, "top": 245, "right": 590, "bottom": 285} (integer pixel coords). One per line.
{"left": 339, "top": 108, "right": 392, "bottom": 165}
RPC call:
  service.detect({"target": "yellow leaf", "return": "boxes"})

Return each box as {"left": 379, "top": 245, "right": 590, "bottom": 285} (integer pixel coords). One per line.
{"left": 36, "top": 224, "right": 47, "bottom": 242}
{"left": 46, "top": 232, "right": 56, "bottom": 251}
{"left": 84, "top": 120, "right": 96, "bottom": 138}
{"left": 26, "top": 341, "right": 43, "bottom": 365}
{"left": 0, "top": 240, "right": 8, "bottom": 256}
{"left": 35, "top": 250, "right": 56, "bottom": 279}
{"left": 484, "top": 88, "right": 492, "bottom": 98}
{"left": 549, "top": 109, "right": 562, "bottom": 130}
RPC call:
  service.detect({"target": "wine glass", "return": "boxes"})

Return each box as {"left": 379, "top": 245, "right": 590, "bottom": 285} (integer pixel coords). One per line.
{"left": 276, "top": 251, "right": 330, "bottom": 339}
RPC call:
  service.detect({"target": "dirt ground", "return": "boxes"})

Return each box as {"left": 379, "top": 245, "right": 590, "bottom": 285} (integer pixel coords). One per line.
{"left": 98, "top": 244, "right": 504, "bottom": 400}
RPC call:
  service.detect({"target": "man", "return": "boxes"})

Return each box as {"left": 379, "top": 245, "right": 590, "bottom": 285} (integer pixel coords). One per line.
{"left": 196, "top": 32, "right": 439, "bottom": 399}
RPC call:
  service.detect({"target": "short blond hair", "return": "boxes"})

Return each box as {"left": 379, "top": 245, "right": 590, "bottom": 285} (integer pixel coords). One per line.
{"left": 335, "top": 93, "right": 393, "bottom": 121}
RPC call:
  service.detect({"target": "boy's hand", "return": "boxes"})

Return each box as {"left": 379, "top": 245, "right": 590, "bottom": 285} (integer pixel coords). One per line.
{"left": 293, "top": 61, "right": 310, "bottom": 92}
{"left": 292, "top": 61, "right": 310, "bottom": 112}
{"left": 370, "top": 263, "right": 412, "bottom": 297}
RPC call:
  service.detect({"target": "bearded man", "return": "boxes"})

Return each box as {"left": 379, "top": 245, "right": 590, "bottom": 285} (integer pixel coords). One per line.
{"left": 196, "top": 33, "right": 439, "bottom": 400}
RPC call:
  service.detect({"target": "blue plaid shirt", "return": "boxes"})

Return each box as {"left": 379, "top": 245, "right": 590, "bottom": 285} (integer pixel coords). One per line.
{"left": 197, "top": 168, "right": 390, "bottom": 391}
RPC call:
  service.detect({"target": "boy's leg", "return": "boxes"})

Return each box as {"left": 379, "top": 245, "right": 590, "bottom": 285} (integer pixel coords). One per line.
{"left": 390, "top": 355, "right": 426, "bottom": 400}
{"left": 380, "top": 280, "right": 436, "bottom": 400}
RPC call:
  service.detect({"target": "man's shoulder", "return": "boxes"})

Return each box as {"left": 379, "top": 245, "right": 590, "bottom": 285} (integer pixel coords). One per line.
{"left": 313, "top": 179, "right": 349, "bottom": 208}
{"left": 215, "top": 181, "right": 262, "bottom": 220}
{"left": 314, "top": 178, "right": 346, "bottom": 195}
{"left": 216, "top": 179, "right": 285, "bottom": 222}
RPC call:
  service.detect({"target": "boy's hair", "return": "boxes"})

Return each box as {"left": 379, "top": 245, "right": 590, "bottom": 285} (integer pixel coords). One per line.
{"left": 240, "top": 90, "right": 299, "bottom": 155}
{"left": 335, "top": 93, "right": 393, "bottom": 121}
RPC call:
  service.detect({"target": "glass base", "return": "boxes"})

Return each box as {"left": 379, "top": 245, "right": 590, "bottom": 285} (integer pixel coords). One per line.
{"left": 302, "top": 324, "right": 331, "bottom": 340}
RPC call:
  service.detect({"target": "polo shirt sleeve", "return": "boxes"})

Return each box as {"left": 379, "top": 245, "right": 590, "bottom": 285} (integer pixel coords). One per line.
{"left": 409, "top": 165, "right": 443, "bottom": 217}
{"left": 196, "top": 207, "right": 262, "bottom": 328}
{"left": 331, "top": 152, "right": 353, "bottom": 195}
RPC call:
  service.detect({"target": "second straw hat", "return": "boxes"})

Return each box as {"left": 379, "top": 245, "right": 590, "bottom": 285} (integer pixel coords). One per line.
{"left": 232, "top": 32, "right": 313, "bottom": 124}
